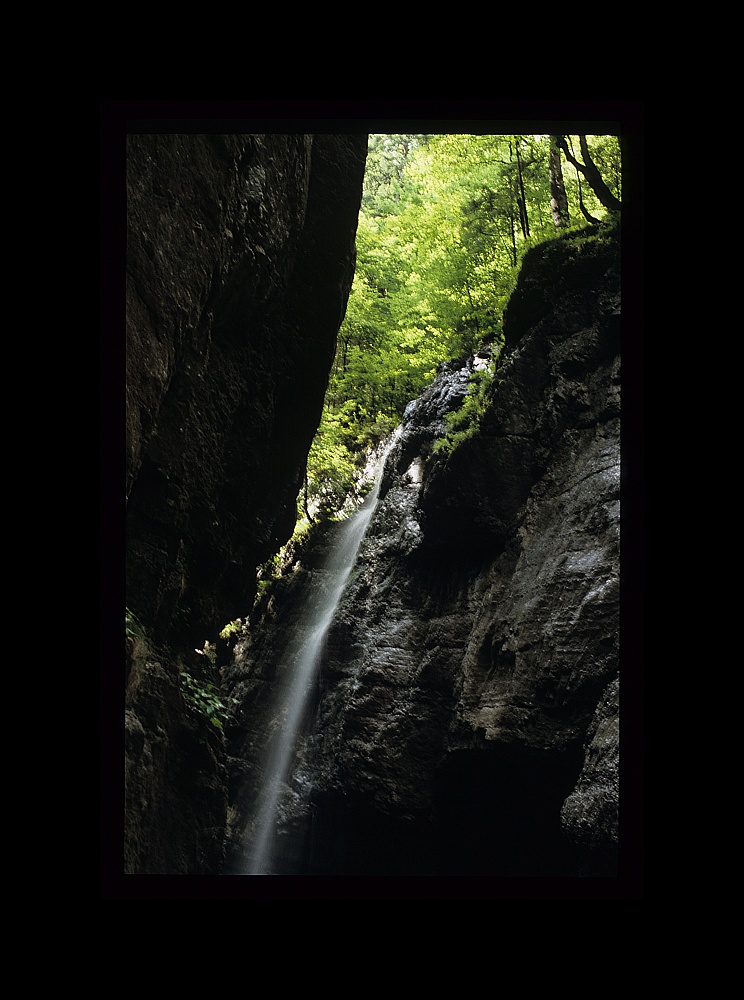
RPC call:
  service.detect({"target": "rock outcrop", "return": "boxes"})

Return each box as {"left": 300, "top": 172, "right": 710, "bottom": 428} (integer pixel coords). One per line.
{"left": 123, "top": 132, "right": 367, "bottom": 874}
{"left": 222, "top": 223, "right": 623, "bottom": 877}
{"left": 126, "top": 133, "right": 368, "bottom": 644}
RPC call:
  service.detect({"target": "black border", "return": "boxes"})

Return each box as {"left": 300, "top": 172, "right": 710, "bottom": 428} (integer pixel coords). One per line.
{"left": 101, "top": 99, "right": 644, "bottom": 901}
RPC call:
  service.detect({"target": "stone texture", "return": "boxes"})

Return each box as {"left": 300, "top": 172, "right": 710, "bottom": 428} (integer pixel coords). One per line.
{"left": 223, "top": 223, "right": 622, "bottom": 877}
{"left": 126, "top": 133, "right": 368, "bottom": 645}
{"left": 124, "top": 132, "right": 367, "bottom": 875}
{"left": 124, "top": 650, "right": 228, "bottom": 874}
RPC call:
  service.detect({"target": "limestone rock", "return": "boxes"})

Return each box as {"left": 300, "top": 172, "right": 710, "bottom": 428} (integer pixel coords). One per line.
{"left": 123, "top": 132, "right": 367, "bottom": 875}
{"left": 223, "top": 223, "right": 623, "bottom": 877}
{"left": 126, "top": 133, "right": 368, "bottom": 645}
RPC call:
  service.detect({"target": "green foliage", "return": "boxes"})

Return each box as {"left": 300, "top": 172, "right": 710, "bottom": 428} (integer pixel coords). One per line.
{"left": 253, "top": 552, "right": 283, "bottom": 605}
{"left": 301, "top": 133, "right": 621, "bottom": 520}
{"left": 433, "top": 366, "right": 496, "bottom": 460}
{"left": 125, "top": 608, "right": 148, "bottom": 641}
{"left": 125, "top": 607, "right": 152, "bottom": 683}
{"left": 363, "top": 134, "right": 428, "bottom": 216}
{"left": 219, "top": 619, "right": 245, "bottom": 642}
{"left": 305, "top": 408, "right": 364, "bottom": 515}
{"left": 180, "top": 662, "right": 231, "bottom": 735}
{"left": 126, "top": 607, "right": 233, "bottom": 736}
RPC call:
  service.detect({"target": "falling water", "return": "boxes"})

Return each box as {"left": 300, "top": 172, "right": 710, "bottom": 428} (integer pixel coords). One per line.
{"left": 241, "top": 436, "right": 396, "bottom": 875}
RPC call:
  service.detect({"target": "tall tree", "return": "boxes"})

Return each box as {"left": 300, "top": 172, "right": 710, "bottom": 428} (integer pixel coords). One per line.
{"left": 514, "top": 139, "right": 530, "bottom": 239}
{"left": 363, "top": 134, "right": 427, "bottom": 215}
{"left": 548, "top": 135, "right": 570, "bottom": 229}
{"left": 301, "top": 132, "right": 622, "bottom": 524}
{"left": 557, "top": 135, "right": 622, "bottom": 214}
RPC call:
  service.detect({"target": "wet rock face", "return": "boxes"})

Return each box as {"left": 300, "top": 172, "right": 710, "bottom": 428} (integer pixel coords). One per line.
{"left": 419, "top": 228, "right": 621, "bottom": 566}
{"left": 124, "top": 132, "right": 367, "bottom": 875}
{"left": 226, "top": 224, "right": 622, "bottom": 876}
{"left": 124, "top": 656, "right": 227, "bottom": 874}
{"left": 126, "top": 133, "right": 368, "bottom": 645}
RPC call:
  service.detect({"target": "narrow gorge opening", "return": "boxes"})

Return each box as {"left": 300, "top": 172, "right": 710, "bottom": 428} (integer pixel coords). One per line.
{"left": 219, "top": 132, "right": 624, "bottom": 879}
{"left": 119, "top": 122, "right": 634, "bottom": 889}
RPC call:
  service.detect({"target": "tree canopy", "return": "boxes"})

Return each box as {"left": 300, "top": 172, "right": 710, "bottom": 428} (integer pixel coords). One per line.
{"left": 303, "top": 132, "right": 621, "bottom": 517}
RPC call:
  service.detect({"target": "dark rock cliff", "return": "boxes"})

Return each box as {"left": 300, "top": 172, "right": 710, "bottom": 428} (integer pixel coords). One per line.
{"left": 123, "top": 132, "right": 368, "bottom": 874}
{"left": 222, "top": 223, "right": 624, "bottom": 878}
{"left": 126, "top": 133, "right": 368, "bottom": 644}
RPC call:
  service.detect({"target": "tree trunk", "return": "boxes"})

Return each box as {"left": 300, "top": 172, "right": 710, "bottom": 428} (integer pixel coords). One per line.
{"left": 576, "top": 172, "right": 601, "bottom": 225}
{"left": 303, "top": 472, "right": 311, "bottom": 521}
{"left": 515, "top": 143, "right": 530, "bottom": 238}
{"left": 557, "top": 135, "right": 621, "bottom": 214}
{"left": 549, "top": 136, "right": 570, "bottom": 229}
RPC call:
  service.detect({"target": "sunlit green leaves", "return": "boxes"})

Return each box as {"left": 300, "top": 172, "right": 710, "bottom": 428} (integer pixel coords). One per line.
{"left": 302, "top": 131, "right": 621, "bottom": 521}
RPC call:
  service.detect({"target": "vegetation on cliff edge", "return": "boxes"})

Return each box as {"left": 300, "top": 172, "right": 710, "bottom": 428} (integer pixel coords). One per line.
{"left": 239, "top": 135, "right": 622, "bottom": 628}
{"left": 304, "top": 133, "right": 622, "bottom": 515}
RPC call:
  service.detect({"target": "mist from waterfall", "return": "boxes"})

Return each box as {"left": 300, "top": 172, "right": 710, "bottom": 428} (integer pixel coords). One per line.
{"left": 240, "top": 436, "right": 397, "bottom": 875}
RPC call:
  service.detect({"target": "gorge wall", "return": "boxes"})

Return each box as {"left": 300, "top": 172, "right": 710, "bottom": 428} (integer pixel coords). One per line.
{"left": 124, "top": 133, "right": 368, "bottom": 874}
{"left": 221, "top": 224, "right": 625, "bottom": 879}
{"left": 120, "top": 131, "right": 634, "bottom": 887}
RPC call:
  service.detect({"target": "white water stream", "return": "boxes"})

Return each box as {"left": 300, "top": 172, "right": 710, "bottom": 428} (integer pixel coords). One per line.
{"left": 242, "top": 439, "right": 395, "bottom": 875}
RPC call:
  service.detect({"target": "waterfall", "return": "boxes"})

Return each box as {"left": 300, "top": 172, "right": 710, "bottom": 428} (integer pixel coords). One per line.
{"left": 240, "top": 435, "right": 397, "bottom": 875}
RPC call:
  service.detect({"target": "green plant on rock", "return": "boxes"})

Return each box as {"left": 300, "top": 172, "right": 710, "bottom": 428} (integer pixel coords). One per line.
{"left": 179, "top": 664, "right": 231, "bottom": 735}
{"left": 433, "top": 365, "right": 495, "bottom": 461}
{"left": 125, "top": 608, "right": 148, "bottom": 641}
{"left": 219, "top": 619, "right": 246, "bottom": 642}
{"left": 125, "top": 607, "right": 152, "bottom": 684}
